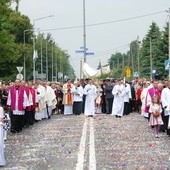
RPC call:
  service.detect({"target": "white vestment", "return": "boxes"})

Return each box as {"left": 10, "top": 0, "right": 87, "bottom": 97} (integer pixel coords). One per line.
{"left": 140, "top": 87, "right": 149, "bottom": 117}
{"left": 45, "top": 85, "right": 56, "bottom": 117}
{"left": 161, "top": 88, "right": 170, "bottom": 116}
{"left": 64, "top": 105, "right": 73, "bottom": 115}
{"left": 35, "top": 85, "right": 47, "bottom": 120}
{"left": 71, "top": 86, "right": 84, "bottom": 102}
{"left": 84, "top": 84, "right": 96, "bottom": 116}
{"left": 111, "top": 84, "right": 125, "bottom": 117}
{"left": 0, "top": 107, "right": 5, "bottom": 166}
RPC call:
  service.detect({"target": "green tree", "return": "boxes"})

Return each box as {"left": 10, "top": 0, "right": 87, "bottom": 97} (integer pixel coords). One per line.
{"left": 157, "top": 23, "right": 169, "bottom": 78}
{"left": 108, "top": 52, "right": 128, "bottom": 78}
{"left": 140, "top": 22, "right": 161, "bottom": 78}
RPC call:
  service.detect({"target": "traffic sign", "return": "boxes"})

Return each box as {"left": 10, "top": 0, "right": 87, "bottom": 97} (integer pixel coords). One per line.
{"left": 125, "top": 67, "right": 131, "bottom": 78}
{"left": 133, "top": 72, "right": 139, "bottom": 77}
{"left": 75, "top": 50, "right": 84, "bottom": 53}
{"left": 165, "top": 60, "right": 170, "bottom": 70}
{"left": 16, "top": 67, "right": 23, "bottom": 73}
{"left": 80, "top": 47, "right": 88, "bottom": 50}
{"left": 86, "top": 52, "right": 94, "bottom": 56}
{"left": 16, "top": 74, "right": 23, "bottom": 80}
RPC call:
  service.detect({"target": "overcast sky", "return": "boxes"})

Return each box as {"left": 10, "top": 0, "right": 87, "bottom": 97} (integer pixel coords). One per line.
{"left": 18, "top": 0, "right": 170, "bottom": 78}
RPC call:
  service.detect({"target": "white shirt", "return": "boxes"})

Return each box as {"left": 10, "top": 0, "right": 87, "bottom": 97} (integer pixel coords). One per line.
{"left": 71, "top": 86, "right": 83, "bottom": 102}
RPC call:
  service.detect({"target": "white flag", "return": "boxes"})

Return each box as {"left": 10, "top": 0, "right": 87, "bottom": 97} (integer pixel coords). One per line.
{"left": 33, "top": 50, "right": 38, "bottom": 60}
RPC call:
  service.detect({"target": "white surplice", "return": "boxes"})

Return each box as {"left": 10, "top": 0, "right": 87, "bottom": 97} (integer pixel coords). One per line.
{"left": 7, "top": 90, "right": 29, "bottom": 115}
{"left": 140, "top": 87, "right": 149, "bottom": 117}
{"left": 45, "top": 85, "right": 56, "bottom": 117}
{"left": 0, "top": 107, "right": 5, "bottom": 166}
{"left": 84, "top": 84, "right": 96, "bottom": 116}
{"left": 35, "top": 85, "right": 47, "bottom": 120}
{"left": 111, "top": 84, "right": 125, "bottom": 117}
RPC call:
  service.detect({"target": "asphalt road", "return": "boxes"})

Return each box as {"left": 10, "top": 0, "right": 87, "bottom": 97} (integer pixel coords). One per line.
{"left": 3, "top": 113, "right": 170, "bottom": 170}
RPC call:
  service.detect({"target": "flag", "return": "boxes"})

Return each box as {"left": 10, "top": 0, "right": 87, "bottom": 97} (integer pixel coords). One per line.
{"left": 33, "top": 50, "right": 38, "bottom": 60}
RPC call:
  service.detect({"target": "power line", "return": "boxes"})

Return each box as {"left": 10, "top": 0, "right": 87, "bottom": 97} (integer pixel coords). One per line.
{"left": 87, "top": 10, "right": 166, "bottom": 27}
{"left": 39, "top": 10, "right": 166, "bottom": 32}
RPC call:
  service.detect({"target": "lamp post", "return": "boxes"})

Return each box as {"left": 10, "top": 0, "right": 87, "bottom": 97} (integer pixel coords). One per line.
{"left": 23, "top": 29, "right": 32, "bottom": 80}
{"left": 150, "top": 37, "right": 153, "bottom": 80}
{"left": 137, "top": 36, "right": 140, "bottom": 76}
{"left": 33, "top": 15, "right": 54, "bottom": 82}
{"left": 46, "top": 36, "right": 48, "bottom": 81}
{"left": 51, "top": 44, "right": 54, "bottom": 82}
{"left": 169, "top": 8, "right": 170, "bottom": 79}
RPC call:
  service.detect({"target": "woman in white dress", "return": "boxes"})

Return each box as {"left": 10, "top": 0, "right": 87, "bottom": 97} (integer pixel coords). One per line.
{"left": 0, "top": 106, "right": 5, "bottom": 166}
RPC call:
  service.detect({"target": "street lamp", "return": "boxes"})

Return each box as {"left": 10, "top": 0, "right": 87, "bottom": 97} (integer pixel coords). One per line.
{"left": 33, "top": 15, "right": 54, "bottom": 82}
{"left": 150, "top": 37, "right": 153, "bottom": 80}
{"left": 24, "top": 29, "right": 34, "bottom": 80}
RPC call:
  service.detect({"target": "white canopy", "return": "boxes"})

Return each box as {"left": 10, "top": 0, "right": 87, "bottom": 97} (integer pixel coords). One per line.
{"left": 82, "top": 62, "right": 110, "bottom": 78}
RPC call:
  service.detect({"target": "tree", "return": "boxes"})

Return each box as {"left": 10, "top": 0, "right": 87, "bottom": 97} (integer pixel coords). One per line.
{"left": 157, "top": 23, "right": 169, "bottom": 78}
{"left": 34, "top": 33, "right": 75, "bottom": 81}
{"left": 108, "top": 52, "right": 128, "bottom": 78}
{"left": 140, "top": 22, "right": 161, "bottom": 78}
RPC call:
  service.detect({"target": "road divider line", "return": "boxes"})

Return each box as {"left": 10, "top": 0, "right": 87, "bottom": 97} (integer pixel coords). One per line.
{"left": 89, "top": 118, "right": 96, "bottom": 170}
{"left": 76, "top": 118, "right": 88, "bottom": 170}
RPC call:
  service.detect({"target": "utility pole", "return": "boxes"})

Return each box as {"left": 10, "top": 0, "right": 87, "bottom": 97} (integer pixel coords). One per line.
{"left": 130, "top": 45, "right": 134, "bottom": 76}
{"left": 52, "top": 44, "right": 54, "bottom": 82}
{"left": 150, "top": 37, "right": 153, "bottom": 80}
{"left": 46, "top": 37, "right": 48, "bottom": 81}
{"left": 40, "top": 36, "right": 43, "bottom": 79}
{"left": 55, "top": 51, "right": 58, "bottom": 82}
{"left": 33, "top": 15, "right": 54, "bottom": 82}
{"left": 122, "top": 54, "right": 125, "bottom": 77}
{"left": 80, "top": 59, "right": 82, "bottom": 80}
{"left": 83, "top": 0, "right": 86, "bottom": 64}
{"left": 33, "top": 21, "right": 36, "bottom": 82}
{"left": 137, "top": 36, "right": 140, "bottom": 75}
{"left": 169, "top": 8, "right": 170, "bottom": 79}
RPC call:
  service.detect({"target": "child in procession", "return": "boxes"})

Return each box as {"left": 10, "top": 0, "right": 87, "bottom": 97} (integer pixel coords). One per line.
{"left": 149, "top": 96, "right": 164, "bottom": 138}
{"left": 3, "top": 107, "right": 10, "bottom": 141}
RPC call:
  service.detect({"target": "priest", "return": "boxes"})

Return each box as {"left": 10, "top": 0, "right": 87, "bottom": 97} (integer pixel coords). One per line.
{"left": 7, "top": 79, "right": 29, "bottom": 133}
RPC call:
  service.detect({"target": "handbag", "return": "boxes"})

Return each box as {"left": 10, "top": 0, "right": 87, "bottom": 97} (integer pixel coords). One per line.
{"left": 152, "top": 111, "right": 160, "bottom": 118}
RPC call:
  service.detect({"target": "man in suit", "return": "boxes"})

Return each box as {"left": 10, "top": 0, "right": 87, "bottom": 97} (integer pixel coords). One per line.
{"left": 105, "top": 79, "right": 114, "bottom": 114}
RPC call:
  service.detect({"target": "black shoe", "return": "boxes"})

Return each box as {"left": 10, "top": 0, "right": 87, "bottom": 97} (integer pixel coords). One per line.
{"left": 10, "top": 130, "right": 16, "bottom": 133}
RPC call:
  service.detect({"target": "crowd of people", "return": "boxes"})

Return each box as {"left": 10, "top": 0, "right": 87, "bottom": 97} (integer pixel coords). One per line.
{"left": 0, "top": 77, "right": 170, "bottom": 166}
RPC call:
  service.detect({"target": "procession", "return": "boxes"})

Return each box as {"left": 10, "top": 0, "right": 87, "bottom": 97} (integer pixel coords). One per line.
{"left": 0, "top": 77, "right": 169, "bottom": 168}
{"left": 1, "top": 0, "right": 170, "bottom": 169}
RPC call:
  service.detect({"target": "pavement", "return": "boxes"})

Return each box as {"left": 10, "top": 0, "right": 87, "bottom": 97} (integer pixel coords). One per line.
{"left": 2, "top": 113, "right": 170, "bottom": 170}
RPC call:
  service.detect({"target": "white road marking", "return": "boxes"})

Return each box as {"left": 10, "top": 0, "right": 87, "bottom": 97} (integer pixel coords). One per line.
{"left": 76, "top": 118, "right": 88, "bottom": 170}
{"left": 89, "top": 118, "right": 96, "bottom": 170}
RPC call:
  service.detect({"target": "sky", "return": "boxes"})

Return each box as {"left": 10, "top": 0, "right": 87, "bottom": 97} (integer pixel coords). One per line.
{"left": 17, "top": 0, "right": 170, "bottom": 78}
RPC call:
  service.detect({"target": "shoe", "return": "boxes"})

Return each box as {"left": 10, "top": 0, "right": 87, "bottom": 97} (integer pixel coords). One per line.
{"left": 10, "top": 130, "right": 16, "bottom": 133}
{"left": 155, "top": 135, "right": 159, "bottom": 138}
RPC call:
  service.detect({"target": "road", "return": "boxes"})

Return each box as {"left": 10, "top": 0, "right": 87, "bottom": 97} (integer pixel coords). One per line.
{"left": 3, "top": 113, "right": 170, "bottom": 170}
